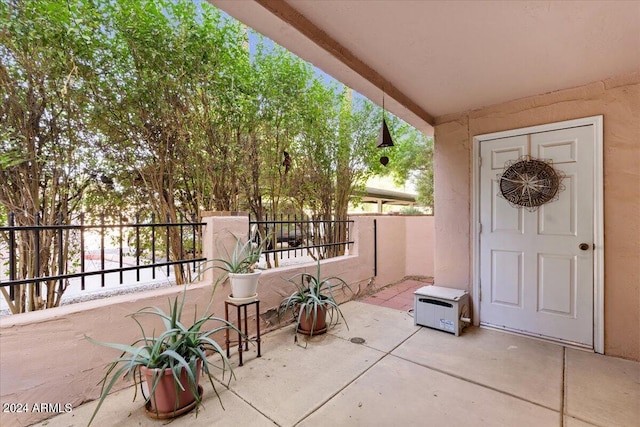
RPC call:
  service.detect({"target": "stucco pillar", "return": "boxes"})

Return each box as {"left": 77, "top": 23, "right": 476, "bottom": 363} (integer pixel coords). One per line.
{"left": 433, "top": 116, "right": 472, "bottom": 290}
{"left": 201, "top": 212, "right": 249, "bottom": 286}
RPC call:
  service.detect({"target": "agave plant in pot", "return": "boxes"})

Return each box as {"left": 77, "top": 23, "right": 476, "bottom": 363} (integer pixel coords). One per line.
{"left": 278, "top": 261, "right": 352, "bottom": 341}
{"left": 210, "top": 233, "right": 266, "bottom": 302}
{"left": 85, "top": 288, "right": 240, "bottom": 424}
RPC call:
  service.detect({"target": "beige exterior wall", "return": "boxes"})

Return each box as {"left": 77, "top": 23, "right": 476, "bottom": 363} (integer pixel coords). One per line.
{"left": 405, "top": 216, "right": 435, "bottom": 277}
{"left": 373, "top": 216, "right": 406, "bottom": 285}
{"left": 349, "top": 214, "right": 435, "bottom": 286}
{"left": 0, "top": 214, "right": 434, "bottom": 426}
{"left": 433, "top": 72, "right": 640, "bottom": 361}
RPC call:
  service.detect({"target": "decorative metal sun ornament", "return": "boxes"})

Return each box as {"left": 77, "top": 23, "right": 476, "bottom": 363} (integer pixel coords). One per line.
{"left": 497, "top": 155, "right": 565, "bottom": 212}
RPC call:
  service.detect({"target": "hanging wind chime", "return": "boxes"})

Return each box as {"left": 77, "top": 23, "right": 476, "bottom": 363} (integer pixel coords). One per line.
{"left": 377, "top": 92, "right": 394, "bottom": 166}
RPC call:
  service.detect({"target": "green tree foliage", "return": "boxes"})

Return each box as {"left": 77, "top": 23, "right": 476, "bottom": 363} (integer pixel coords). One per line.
{"left": 0, "top": 0, "right": 104, "bottom": 312}
{"left": 0, "top": 0, "right": 432, "bottom": 312}
{"left": 246, "top": 41, "right": 313, "bottom": 221}
{"left": 88, "top": 0, "right": 253, "bottom": 282}
{"left": 383, "top": 117, "right": 434, "bottom": 210}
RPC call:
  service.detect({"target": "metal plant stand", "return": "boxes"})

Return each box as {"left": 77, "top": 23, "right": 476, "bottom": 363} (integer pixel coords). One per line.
{"left": 224, "top": 299, "right": 261, "bottom": 366}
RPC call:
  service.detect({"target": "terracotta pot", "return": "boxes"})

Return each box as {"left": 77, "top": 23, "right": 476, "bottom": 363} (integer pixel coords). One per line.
{"left": 297, "top": 305, "right": 328, "bottom": 336}
{"left": 140, "top": 360, "right": 202, "bottom": 415}
{"left": 229, "top": 271, "right": 261, "bottom": 298}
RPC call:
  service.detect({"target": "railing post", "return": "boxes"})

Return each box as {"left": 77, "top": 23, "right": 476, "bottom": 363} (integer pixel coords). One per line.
{"left": 151, "top": 213, "right": 156, "bottom": 279}
{"left": 35, "top": 212, "right": 41, "bottom": 297}
{"left": 100, "top": 213, "right": 105, "bottom": 287}
{"left": 179, "top": 213, "right": 184, "bottom": 261}
{"left": 178, "top": 213, "right": 185, "bottom": 281}
{"left": 166, "top": 214, "right": 170, "bottom": 277}
{"left": 285, "top": 213, "right": 290, "bottom": 260}
{"left": 119, "top": 213, "right": 123, "bottom": 284}
{"left": 136, "top": 213, "right": 141, "bottom": 282}
{"left": 8, "top": 212, "right": 16, "bottom": 302}
{"left": 192, "top": 214, "right": 197, "bottom": 273}
{"left": 57, "top": 213, "right": 64, "bottom": 294}
{"left": 80, "top": 213, "right": 86, "bottom": 290}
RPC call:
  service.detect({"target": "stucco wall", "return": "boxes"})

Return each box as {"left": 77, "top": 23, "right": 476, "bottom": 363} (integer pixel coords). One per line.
{"left": 405, "top": 216, "right": 435, "bottom": 277}
{"left": 373, "top": 216, "right": 406, "bottom": 285}
{"left": 0, "top": 214, "right": 435, "bottom": 426}
{"left": 348, "top": 214, "right": 435, "bottom": 286}
{"left": 433, "top": 72, "right": 640, "bottom": 361}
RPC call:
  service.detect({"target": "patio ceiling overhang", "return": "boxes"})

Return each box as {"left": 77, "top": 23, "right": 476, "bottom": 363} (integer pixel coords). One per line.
{"left": 209, "top": 0, "right": 640, "bottom": 136}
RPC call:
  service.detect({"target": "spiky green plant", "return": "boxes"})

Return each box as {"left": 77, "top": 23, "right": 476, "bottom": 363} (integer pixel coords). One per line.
{"left": 278, "top": 261, "right": 352, "bottom": 344}
{"left": 85, "top": 288, "right": 240, "bottom": 425}
{"left": 195, "top": 233, "right": 268, "bottom": 284}
{"left": 213, "top": 235, "right": 264, "bottom": 274}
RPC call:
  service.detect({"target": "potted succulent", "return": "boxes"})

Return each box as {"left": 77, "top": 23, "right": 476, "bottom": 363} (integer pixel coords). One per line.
{"left": 85, "top": 288, "right": 240, "bottom": 424}
{"left": 278, "top": 261, "right": 352, "bottom": 340}
{"left": 211, "top": 233, "right": 266, "bottom": 300}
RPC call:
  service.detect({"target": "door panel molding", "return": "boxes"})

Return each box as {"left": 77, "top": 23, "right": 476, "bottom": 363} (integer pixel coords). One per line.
{"left": 537, "top": 252, "right": 576, "bottom": 317}
{"left": 491, "top": 250, "right": 523, "bottom": 307}
{"left": 472, "top": 116, "right": 604, "bottom": 353}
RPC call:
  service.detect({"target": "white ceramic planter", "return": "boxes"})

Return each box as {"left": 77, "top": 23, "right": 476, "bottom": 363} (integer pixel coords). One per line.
{"left": 228, "top": 271, "right": 261, "bottom": 298}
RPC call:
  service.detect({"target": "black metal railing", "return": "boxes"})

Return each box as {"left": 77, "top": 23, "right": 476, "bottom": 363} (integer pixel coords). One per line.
{"left": 0, "top": 212, "right": 205, "bottom": 307}
{"left": 249, "top": 214, "right": 354, "bottom": 265}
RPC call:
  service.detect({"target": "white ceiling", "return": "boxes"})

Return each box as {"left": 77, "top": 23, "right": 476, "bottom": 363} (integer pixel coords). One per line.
{"left": 210, "top": 1, "right": 640, "bottom": 135}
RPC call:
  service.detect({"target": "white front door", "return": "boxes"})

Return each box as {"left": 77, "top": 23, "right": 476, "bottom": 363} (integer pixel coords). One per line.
{"left": 479, "top": 125, "right": 595, "bottom": 347}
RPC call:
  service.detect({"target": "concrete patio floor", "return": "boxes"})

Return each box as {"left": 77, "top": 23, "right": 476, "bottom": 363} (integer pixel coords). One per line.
{"left": 34, "top": 282, "right": 639, "bottom": 427}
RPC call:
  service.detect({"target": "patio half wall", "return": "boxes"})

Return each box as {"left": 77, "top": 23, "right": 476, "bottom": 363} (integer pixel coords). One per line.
{"left": 0, "top": 214, "right": 434, "bottom": 427}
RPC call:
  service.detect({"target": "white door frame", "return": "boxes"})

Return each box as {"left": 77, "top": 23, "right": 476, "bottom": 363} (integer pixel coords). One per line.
{"left": 471, "top": 116, "right": 604, "bottom": 353}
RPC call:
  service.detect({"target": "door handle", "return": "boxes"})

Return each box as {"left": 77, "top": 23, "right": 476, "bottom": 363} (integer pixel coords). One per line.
{"left": 579, "top": 243, "right": 590, "bottom": 251}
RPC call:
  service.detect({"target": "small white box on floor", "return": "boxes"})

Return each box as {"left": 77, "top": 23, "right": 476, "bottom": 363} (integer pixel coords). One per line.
{"left": 414, "top": 286, "right": 470, "bottom": 336}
